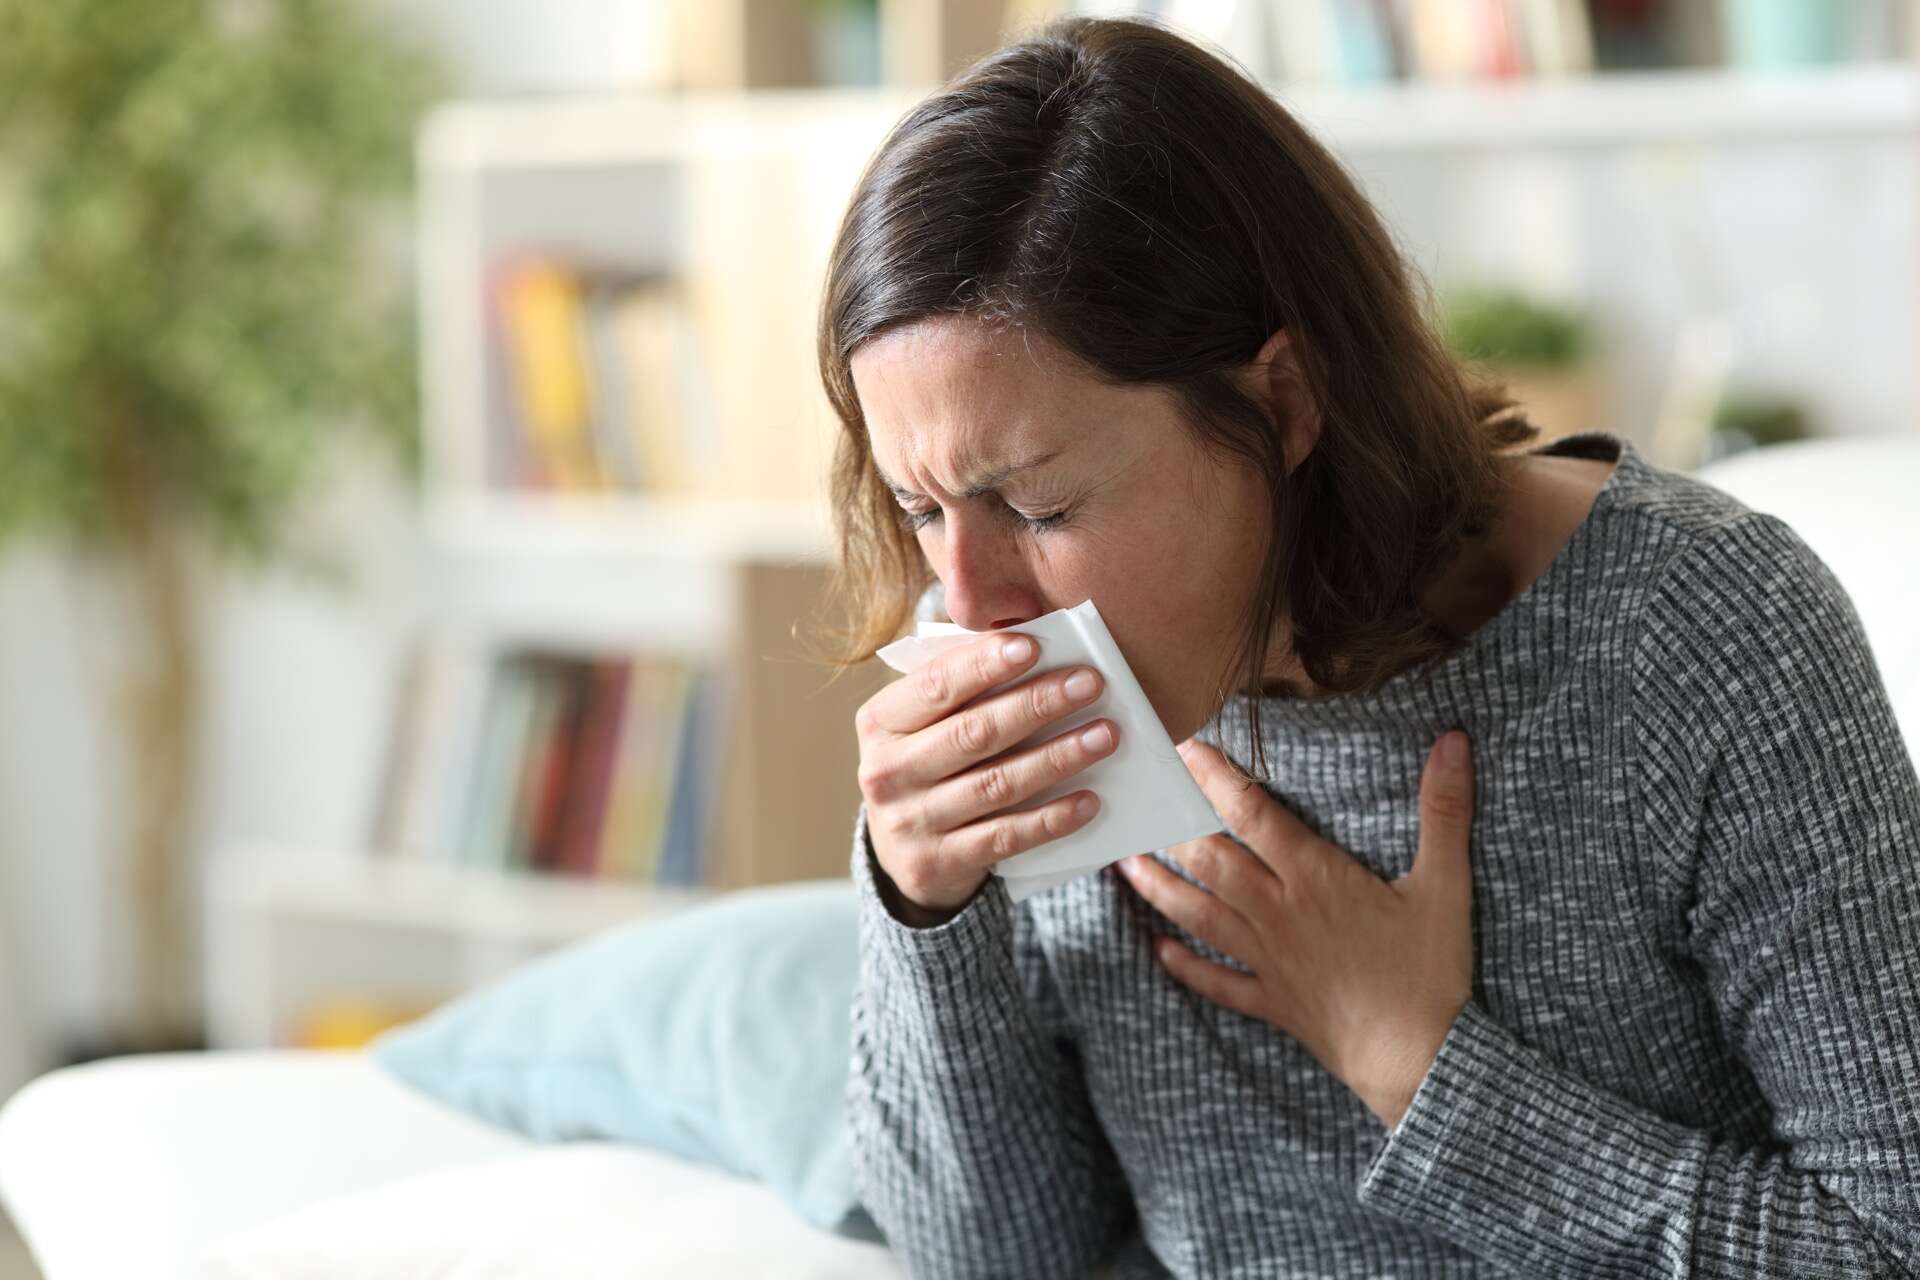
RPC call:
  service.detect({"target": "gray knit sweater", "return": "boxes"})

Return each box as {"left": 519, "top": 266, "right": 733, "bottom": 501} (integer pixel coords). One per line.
{"left": 845, "top": 430, "right": 1920, "bottom": 1278}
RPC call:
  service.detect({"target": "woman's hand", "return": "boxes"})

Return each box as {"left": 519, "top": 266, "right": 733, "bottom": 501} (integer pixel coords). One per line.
{"left": 1114, "top": 731, "right": 1476, "bottom": 1131}
{"left": 856, "top": 631, "right": 1122, "bottom": 922}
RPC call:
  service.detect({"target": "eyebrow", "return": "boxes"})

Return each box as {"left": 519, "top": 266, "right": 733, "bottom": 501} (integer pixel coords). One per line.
{"left": 875, "top": 448, "right": 1065, "bottom": 501}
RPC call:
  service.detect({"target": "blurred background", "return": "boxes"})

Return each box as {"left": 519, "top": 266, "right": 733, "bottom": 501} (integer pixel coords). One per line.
{"left": 0, "top": 2, "right": 1915, "bottom": 1264}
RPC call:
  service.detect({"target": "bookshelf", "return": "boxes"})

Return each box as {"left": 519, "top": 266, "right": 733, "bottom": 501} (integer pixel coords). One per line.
{"left": 202, "top": 3, "right": 1920, "bottom": 1051}
{"left": 202, "top": 89, "right": 911, "bottom": 1052}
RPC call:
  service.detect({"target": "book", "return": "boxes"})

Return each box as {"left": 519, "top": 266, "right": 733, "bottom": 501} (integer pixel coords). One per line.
{"left": 605, "top": 658, "right": 701, "bottom": 882}
{"left": 595, "top": 658, "right": 673, "bottom": 881}
{"left": 429, "top": 640, "right": 494, "bottom": 865}
{"left": 506, "top": 658, "right": 559, "bottom": 870}
{"left": 659, "top": 666, "right": 732, "bottom": 887}
{"left": 488, "top": 260, "right": 724, "bottom": 499}
{"left": 613, "top": 282, "right": 695, "bottom": 496}
{"left": 382, "top": 642, "right": 735, "bottom": 885}
{"left": 1516, "top": 0, "right": 1595, "bottom": 78}
{"left": 495, "top": 259, "right": 603, "bottom": 492}
{"left": 581, "top": 276, "right": 647, "bottom": 490}
{"left": 371, "top": 630, "right": 488, "bottom": 862}
{"left": 458, "top": 657, "right": 543, "bottom": 871}
{"left": 554, "top": 658, "right": 634, "bottom": 877}
{"left": 653, "top": 669, "right": 703, "bottom": 886}
{"left": 526, "top": 658, "right": 594, "bottom": 872}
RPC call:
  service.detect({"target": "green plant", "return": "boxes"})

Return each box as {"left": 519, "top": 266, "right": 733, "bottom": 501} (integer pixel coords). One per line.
{"left": 1438, "top": 285, "right": 1593, "bottom": 368}
{"left": 0, "top": 0, "right": 442, "bottom": 1050}
{"left": 1711, "top": 391, "right": 1811, "bottom": 447}
{"left": 1703, "top": 390, "right": 1813, "bottom": 464}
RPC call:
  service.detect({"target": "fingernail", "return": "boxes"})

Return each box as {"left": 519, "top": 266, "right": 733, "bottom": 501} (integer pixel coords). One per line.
{"left": 1442, "top": 730, "right": 1468, "bottom": 766}
{"left": 1001, "top": 636, "right": 1033, "bottom": 663}
{"left": 1079, "top": 722, "right": 1113, "bottom": 752}
{"left": 1175, "top": 738, "right": 1195, "bottom": 757}
{"left": 1064, "top": 668, "right": 1097, "bottom": 700}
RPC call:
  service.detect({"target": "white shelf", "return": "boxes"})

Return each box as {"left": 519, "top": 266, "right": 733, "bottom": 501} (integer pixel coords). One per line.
{"left": 210, "top": 849, "right": 717, "bottom": 947}
{"left": 1277, "top": 62, "right": 1920, "bottom": 150}
{"left": 419, "top": 86, "right": 925, "bottom": 170}
{"left": 424, "top": 491, "right": 835, "bottom": 563}
{"left": 203, "top": 851, "right": 723, "bottom": 1049}
{"left": 419, "top": 64, "right": 1920, "bottom": 174}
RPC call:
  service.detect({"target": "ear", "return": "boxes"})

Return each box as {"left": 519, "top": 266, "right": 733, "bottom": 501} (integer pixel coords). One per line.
{"left": 1244, "top": 327, "right": 1322, "bottom": 476}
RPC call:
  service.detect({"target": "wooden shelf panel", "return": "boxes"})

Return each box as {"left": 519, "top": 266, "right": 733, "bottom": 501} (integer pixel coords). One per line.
{"left": 423, "top": 491, "right": 834, "bottom": 563}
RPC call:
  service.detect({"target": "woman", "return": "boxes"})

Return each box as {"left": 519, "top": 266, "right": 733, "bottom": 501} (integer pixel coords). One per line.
{"left": 817, "top": 16, "right": 1920, "bottom": 1278}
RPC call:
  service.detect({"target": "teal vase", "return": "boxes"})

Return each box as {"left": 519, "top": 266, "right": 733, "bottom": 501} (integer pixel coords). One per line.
{"left": 1720, "top": 0, "right": 1844, "bottom": 69}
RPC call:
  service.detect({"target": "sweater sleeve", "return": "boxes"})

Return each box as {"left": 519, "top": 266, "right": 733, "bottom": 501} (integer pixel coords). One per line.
{"left": 1353, "top": 512, "right": 1920, "bottom": 1276}
{"left": 844, "top": 800, "right": 1138, "bottom": 1278}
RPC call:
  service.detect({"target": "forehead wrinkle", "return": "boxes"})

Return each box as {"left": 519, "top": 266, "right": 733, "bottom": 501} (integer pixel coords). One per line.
{"left": 857, "top": 318, "right": 1086, "bottom": 502}
{"left": 877, "top": 446, "right": 1066, "bottom": 501}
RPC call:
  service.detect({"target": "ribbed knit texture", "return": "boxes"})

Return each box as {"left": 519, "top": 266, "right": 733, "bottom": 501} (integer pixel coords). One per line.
{"left": 845, "top": 430, "right": 1920, "bottom": 1278}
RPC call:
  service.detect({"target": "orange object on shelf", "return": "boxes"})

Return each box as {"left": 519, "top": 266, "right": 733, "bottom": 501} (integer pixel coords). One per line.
{"left": 290, "top": 996, "right": 446, "bottom": 1050}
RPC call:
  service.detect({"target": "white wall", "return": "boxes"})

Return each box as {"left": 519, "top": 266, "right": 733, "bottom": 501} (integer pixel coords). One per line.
{"left": 1352, "top": 129, "right": 1916, "bottom": 441}
{"left": 0, "top": 438, "right": 426, "bottom": 1089}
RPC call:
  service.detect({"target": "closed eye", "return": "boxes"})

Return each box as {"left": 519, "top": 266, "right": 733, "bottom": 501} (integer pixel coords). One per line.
{"left": 897, "top": 502, "right": 1069, "bottom": 535}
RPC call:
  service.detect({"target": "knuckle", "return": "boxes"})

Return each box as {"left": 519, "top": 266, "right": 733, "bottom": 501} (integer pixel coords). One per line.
{"left": 1426, "top": 785, "right": 1473, "bottom": 825}
{"left": 855, "top": 757, "right": 893, "bottom": 803}
{"left": 949, "top": 707, "right": 993, "bottom": 759}
{"left": 1254, "top": 873, "right": 1288, "bottom": 915}
{"left": 1024, "top": 678, "right": 1059, "bottom": 724}
{"left": 973, "top": 763, "right": 1014, "bottom": 810}
{"left": 1220, "top": 783, "right": 1261, "bottom": 832}
{"left": 916, "top": 659, "right": 951, "bottom": 707}
{"left": 1184, "top": 841, "right": 1217, "bottom": 881}
{"left": 878, "top": 804, "right": 916, "bottom": 845}
{"left": 1044, "top": 732, "right": 1081, "bottom": 777}
{"left": 986, "top": 819, "right": 1022, "bottom": 862}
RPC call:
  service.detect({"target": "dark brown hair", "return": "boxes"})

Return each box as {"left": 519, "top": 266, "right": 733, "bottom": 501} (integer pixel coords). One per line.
{"left": 812, "top": 14, "right": 1540, "bottom": 779}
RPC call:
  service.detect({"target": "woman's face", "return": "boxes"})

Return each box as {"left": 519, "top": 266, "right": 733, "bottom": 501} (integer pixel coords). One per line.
{"left": 850, "top": 314, "right": 1284, "bottom": 745}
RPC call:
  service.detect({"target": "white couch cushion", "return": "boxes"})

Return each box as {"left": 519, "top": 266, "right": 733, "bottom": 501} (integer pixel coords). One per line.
{"left": 1694, "top": 435, "right": 1920, "bottom": 766}
{"left": 0, "top": 1049, "right": 530, "bottom": 1279}
{"left": 0, "top": 1047, "right": 906, "bottom": 1280}
{"left": 193, "top": 1141, "right": 905, "bottom": 1280}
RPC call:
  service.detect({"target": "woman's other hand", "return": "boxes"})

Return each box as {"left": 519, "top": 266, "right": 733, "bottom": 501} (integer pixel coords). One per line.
{"left": 856, "top": 631, "right": 1121, "bottom": 923}
{"left": 1115, "top": 731, "right": 1477, "bottom": 1131}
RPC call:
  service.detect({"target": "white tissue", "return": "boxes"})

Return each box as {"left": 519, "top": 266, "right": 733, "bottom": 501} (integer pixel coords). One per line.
{"left": 874, "top": 598, "right": 1224, "bottom": 902}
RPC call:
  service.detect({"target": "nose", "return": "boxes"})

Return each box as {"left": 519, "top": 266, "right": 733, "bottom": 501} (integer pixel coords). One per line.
{"left": 938, "top": 508, "right": 1043, "bottom": 633}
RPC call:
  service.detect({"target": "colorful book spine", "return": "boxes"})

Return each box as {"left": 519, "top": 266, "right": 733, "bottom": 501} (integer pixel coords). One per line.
{"left": 457, "top": 658, "right": 541, "bottom": 871}
{"left": 555, "top": 659, "right": 634, "bottom": 877}
{"left": 495, "top": 259, "right": 604, "bottom": 492}
{"left": 489, "top": 260, "right": 720, "bottom": 498}
{"left": 392, "top": 641, "right": 724, "bottom": 885}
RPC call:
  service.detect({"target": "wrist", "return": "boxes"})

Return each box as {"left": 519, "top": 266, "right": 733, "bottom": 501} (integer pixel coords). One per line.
{"left": 870, "top": 848, "right": 968, "bottom": 929}
{"left": 1359, "top": 1005, "right": 1464, "bottom": 1131}
{"left": 894, "top": 896, "right": 964, "bottom": 929}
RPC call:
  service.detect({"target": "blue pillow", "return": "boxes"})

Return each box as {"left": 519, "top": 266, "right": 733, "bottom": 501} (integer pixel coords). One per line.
{"left": 368, "top": 878, "right": 882, "bottom": 1243}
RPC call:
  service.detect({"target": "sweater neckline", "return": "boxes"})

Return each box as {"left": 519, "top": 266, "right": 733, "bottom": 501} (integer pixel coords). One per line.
{"left": 1240, "top": 429, "right": 1639, "bottom": 727}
